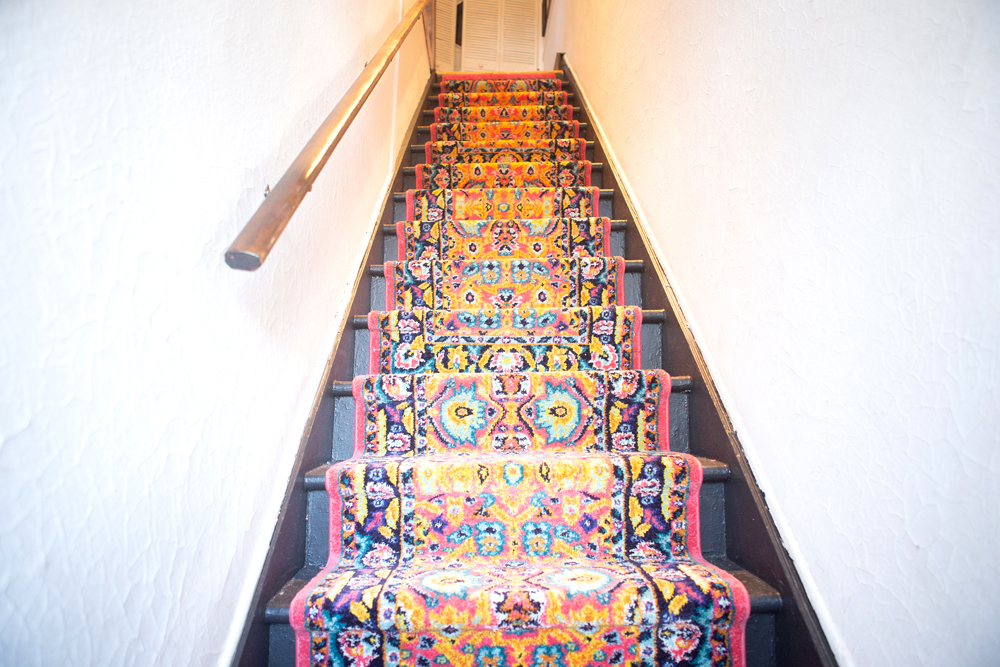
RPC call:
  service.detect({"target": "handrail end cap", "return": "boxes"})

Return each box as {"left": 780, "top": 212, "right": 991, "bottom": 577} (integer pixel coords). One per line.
{"left": 225, "top": 250, "right": 263, "bottom": 271}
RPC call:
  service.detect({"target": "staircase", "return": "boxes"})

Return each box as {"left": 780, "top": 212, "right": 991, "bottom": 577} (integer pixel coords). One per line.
{"left": 233, "top": 67, "right": 837, "bottom": 667}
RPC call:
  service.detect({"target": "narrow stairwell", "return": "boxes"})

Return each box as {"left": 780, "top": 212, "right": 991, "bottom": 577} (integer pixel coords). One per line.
{"left": 251, "top": 70, "right": 787, "bottom": 667}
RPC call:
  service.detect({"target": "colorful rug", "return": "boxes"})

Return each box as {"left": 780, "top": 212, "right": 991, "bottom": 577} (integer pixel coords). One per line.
{"left": 406, "top": 188, "right": 599, "bottom": 222}
{"left": 430, "top": 120, "right": 579, "bottom": 142}
{"left": 438, "top": 91, "right": 570, "bottom": 108}
{"left": 353, "top": 369, "right": 670, "bottom": 456}
{"left": 415, "top": 162, "right": 591, "bottom": 189}
{"left": 290, "top": 72, "right": 750, "bottom": 667}
{"left": 440, "top": 72, "right": 563, "bottom": 94}
{"left": 291, "top": 448, "right": 749, "bottom": 667}
{"left": 397, "top": 217, "right": 612, "bottom": 262}
{"left": 425, "top": 139, "right": 586, "bottom": 164}
{"left": 384, "top": 257, "right": 624, "bottom": 310}
{"left": 435, "top": 105, "right": 573, "bottom": 123}
{"left": 367, "top": 305, "right": 641, "bottom": 374}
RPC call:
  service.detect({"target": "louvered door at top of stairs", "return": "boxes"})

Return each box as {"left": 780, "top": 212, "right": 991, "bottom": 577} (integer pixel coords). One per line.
{"left": 460, "top": 0, "right": 540, "bottom": 72}
{"left": 251, "top": 70, "right": 788, "bottom": 667}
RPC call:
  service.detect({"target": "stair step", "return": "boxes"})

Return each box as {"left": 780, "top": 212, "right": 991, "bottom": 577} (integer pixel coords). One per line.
{"left": 368, "top": 258, "right": 643, "bottom": 276}
{"left": 401, "top": 162, "right": 604, "bottom": 189}
{"left": 410, "top": 141, "right": 595, "bottom": 162}
{"left": 426, "top": 92, "right": 577, "bottom": 103}
{"left": 392, "top": 188, "right": 615, "bottom": 220}
{"left": 391, "top": 189, "right": 615, "bottom": 202}
{"left": 422, "top": 107, "right": 581, "bottom": 121}
{"left": 327, "top": 374, "right": 692, "bottom": 398}
{"left": 401, "top": 163, "right": 603, "bottom": 174}
{"left": 264, "top": 553, "right": 780, "bottom": 625}
{"left": 416, "top": 122, "right": 588, "bottom": 135}
{"left": 381, "top": 219, "right": 628, "bottom": 235}
{"left": 351, "top": 308, "right": 664, "bottom": 329}
{"left": 302, "top": 439, "right": 712, "bottom": 491}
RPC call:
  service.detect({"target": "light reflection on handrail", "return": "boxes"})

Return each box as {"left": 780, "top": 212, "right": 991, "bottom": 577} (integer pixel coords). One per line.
{"left": 225, "top": 0, "right": 435, "bottom": 271}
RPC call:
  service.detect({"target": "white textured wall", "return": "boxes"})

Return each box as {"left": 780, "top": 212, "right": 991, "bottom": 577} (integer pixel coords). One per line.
{"left": 0, "top": 0, "right": 428, "bottom": 664}
{"left": 545, "top": 1, "right": 1000, "bottom": 665}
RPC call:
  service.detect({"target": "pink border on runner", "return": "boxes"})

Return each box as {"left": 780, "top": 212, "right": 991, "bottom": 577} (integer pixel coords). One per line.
{"left": 440, "top": 71, "right": 558, "bottom": 81}
{"left": 367, "top": 311, "right": 380, "bottom": 373}
{"left": 384, "top": 262, "right": 396, "bottom": 310}
{"left": 405, "top": 190, "right": 416, "bottom": 221}
{"left": 578, "top": 140, "right": 586, "bottom": 161}
{"left": 583, "top": 160, "right": 592, "bottom": 186}
{"left": 614, "top": 258, "right": 625, "bottom": 306}
{"left": 433, "top": 108, "right": 441, "bottom": 124}
{"left": 414, "top": 166, "right": 425, "bottom": 190}
{"left": 602, "top": 217, "right": 612, "bottom": 257}
{"left": 423, "top": 141, "right": 433, "bottom": 163}
{"left": 566, "top": 105, "right": 574, "bottom": 122}
{"left": 653, "top": 369, "right": 671, "bottom": 451}
{"left": 632, "top": 306, "right": 643, "bottom": 369}
{"left": 680, "top": 453, "right": 751, "bottom": 667}
{"left": 351, "top": 376, "right": 368, "bottom": 457}
{"left": 429, "top": 124, "right": 438, "bottom": 142}
{"left": 396, "top": 222, "right": 406, "bottom": 261}
{"left": 588, "top": 187, "right": 600, "bottom": 218}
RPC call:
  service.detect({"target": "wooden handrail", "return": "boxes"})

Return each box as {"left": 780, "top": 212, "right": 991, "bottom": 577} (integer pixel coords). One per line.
{"left": 226, "top": 0, "right": 436, "bottom": 270}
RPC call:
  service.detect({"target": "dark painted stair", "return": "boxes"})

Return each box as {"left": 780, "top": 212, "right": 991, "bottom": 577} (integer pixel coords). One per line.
{"left": 252, "top": 71, "right": 789, "bottom": 667}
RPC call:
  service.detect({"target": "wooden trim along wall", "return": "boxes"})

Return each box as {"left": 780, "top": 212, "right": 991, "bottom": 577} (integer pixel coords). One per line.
{"left": 231, "top": 73, "right": 435, "bottom": 667}
{"left": 553, "top": 53, "right": 839, "bottom": 667}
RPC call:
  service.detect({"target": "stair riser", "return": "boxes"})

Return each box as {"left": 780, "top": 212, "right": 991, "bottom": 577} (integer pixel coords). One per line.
{"left": 367, "top": 268, "right": 640, "bottom": 311}
{"left": 415, "top": 125, "right": 588, "bottom": 143}
{"left": 402, "top": 168, "right": 603, "bottom": 190}
{"left": 392, "top": 195, "right": 613, "bottom": 222}
{"left": 351, "top": 317, "right": 661, "bottom": 377}
{"left": 381, "top": 228, "right": 625, "bottom": 262}
{"left": 410, "top": 144, "right": 596, "bottom": 162}
{"left": 303, "top": 401, "right": 712, "bottom": 573}
{"left": 269, "top": 608, "right": 775, "bottom": 667}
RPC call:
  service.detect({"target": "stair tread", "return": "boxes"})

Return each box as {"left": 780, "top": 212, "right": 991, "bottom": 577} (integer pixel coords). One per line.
{"left": 402, "top": 162, "right": 603, "bottom": 172}
{"left": 265, "top": 549, "right": 778, "bottom": 625}
{"left": 393, "top": 188, "right": 614, "bottom": 199}
{"left": 382, "top": 219, "right": 627, "bottom": 235}
{"left": 369, "top": 258, "right": 643, "bottom": 275}
{"left": 304, "top": 451, "right": 725, "bottom": 491}
{"left": 353, "top": 308, "right": 665, "bottom": 329}
{"left": 412, "top": 140, "right": 594, "bottom": 150}
{"left": 328, "top": 374, "right": 691, "bottom": 398}
{"left": 418, "top": 122, "right": 587, "bottom": 131}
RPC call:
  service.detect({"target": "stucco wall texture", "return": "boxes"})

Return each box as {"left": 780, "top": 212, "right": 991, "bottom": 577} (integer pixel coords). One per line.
{"left": 543, "top": 1, "right": 1000, "bottom": 665}
{"left": 0, "top": 0, "right": 429, "bottom": 664}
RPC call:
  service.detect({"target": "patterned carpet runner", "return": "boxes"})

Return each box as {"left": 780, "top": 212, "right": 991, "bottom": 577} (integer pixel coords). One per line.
{"left": 434, "top": 105, "right": 573, "bottom": 123}
{"left": 292, "top": 71, "right": 750, "bottom": 667}
{"left": 384, "top": 257, "right": 624, "bottom": 310}
{"left": 414, "top": 161, "right": 592, "bottom": 189}
{"left": 425, "top": 139, "right": 586, "bottom": 164}
{"left": 397, "top": 217, "right": 613, "bottom": 261}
